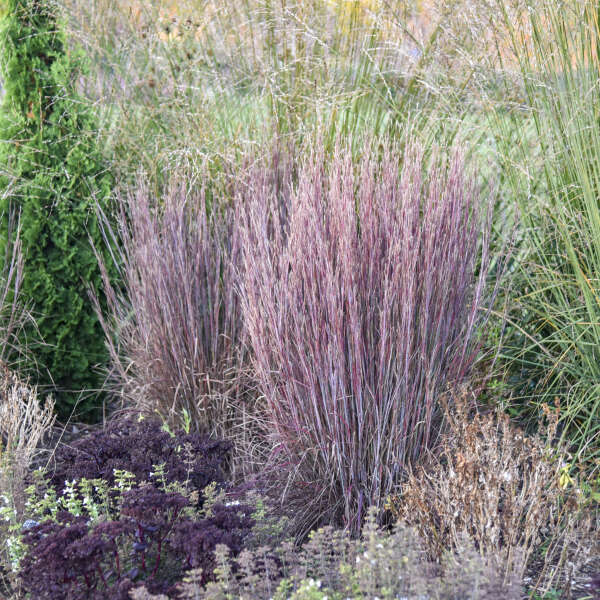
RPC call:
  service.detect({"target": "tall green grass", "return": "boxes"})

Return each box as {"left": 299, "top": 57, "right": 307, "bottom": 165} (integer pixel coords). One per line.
{"left": 490, "top": 0, "right": 600, "bottom": 474}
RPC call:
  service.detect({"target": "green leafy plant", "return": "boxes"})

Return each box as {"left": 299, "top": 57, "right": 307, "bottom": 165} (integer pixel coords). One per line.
{"left": 0, "top": 0, "right": 117, "bottom": 418}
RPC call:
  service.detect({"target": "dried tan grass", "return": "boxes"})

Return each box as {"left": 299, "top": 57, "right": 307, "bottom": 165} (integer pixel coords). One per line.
{"left": 388, "top": 388, "right": 599, "bottom": 594}
{"left": 0, "top": 364, "right": 55, "bottom": 596}
{"left": 0, "top": 365, "right": 55, "bottom": 513}
{"left": 0, "top": 210, "right": 53, "bottom": 520}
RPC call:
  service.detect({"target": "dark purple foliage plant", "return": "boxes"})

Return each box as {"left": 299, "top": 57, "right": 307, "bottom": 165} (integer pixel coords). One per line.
{"left": 47, "top": 415, "right": 231, "bottom": 499}
{"left": 17, "top": 418, "right": 255, "bottom": 599}
{"left": 239, "top": 140, "right": 491, "bottom": 535}
{"left": 19, "top": 488, "right": 254, "bottom": 599}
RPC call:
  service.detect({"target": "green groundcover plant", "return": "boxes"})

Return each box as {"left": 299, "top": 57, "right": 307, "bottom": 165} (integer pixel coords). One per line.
{"left": 0, "top": 0, "right": 116, "bottom": 418}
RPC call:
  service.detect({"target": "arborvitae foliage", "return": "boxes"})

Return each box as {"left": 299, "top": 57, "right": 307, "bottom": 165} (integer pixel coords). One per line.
{"left": 0, "top": 0, "right": 115, "bottom": 417}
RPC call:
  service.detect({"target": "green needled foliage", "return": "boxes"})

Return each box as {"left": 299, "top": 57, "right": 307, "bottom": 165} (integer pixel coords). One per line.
{"left": 0, "top": 0, "right": 115, "bottom": 418}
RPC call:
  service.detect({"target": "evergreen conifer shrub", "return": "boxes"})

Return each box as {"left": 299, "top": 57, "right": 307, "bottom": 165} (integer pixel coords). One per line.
{"left": 0, "top": 0, "right": 115, "bottom": 417}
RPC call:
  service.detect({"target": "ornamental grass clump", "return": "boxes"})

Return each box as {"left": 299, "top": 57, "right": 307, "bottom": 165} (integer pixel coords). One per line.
{"left": 488, "top": 0, "right": 600, "bottom": 472}
{"left": 94, "top": 176, "right": 245, "bottom": 438}
{"left": 0, "top": 366, "right": 55, "bottom": 594}
{"left": 240, "top": 140, "right": 491, "bottom": 535}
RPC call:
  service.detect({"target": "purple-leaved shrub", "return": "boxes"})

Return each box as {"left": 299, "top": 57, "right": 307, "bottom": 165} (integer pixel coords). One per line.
{"left": 19, "top": 489, "right": 254, "bottom": 599}
{"left": 239, "top": 140, "right": 491, "bottom": 535}
{"left": 47, "top": 416, "right": 231, "bottom": 502}
{"left": 17, "top": 418, "right": 256, "bottom": 599}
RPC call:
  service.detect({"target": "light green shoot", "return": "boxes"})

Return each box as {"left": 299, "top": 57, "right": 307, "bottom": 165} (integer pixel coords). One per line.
{"left": 113, "top": 469, "right": 136, "bottom": 492}
{"left": 181, "top": 407, "right": 192, "bottom": 434}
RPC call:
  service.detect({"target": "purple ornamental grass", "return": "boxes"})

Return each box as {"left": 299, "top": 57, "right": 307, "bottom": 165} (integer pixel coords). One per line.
{"left": 239, "top": 141, "right": 490, "bottom": 535}
{"left": 94, "top": 177, "right": 245, "bottom": 435}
